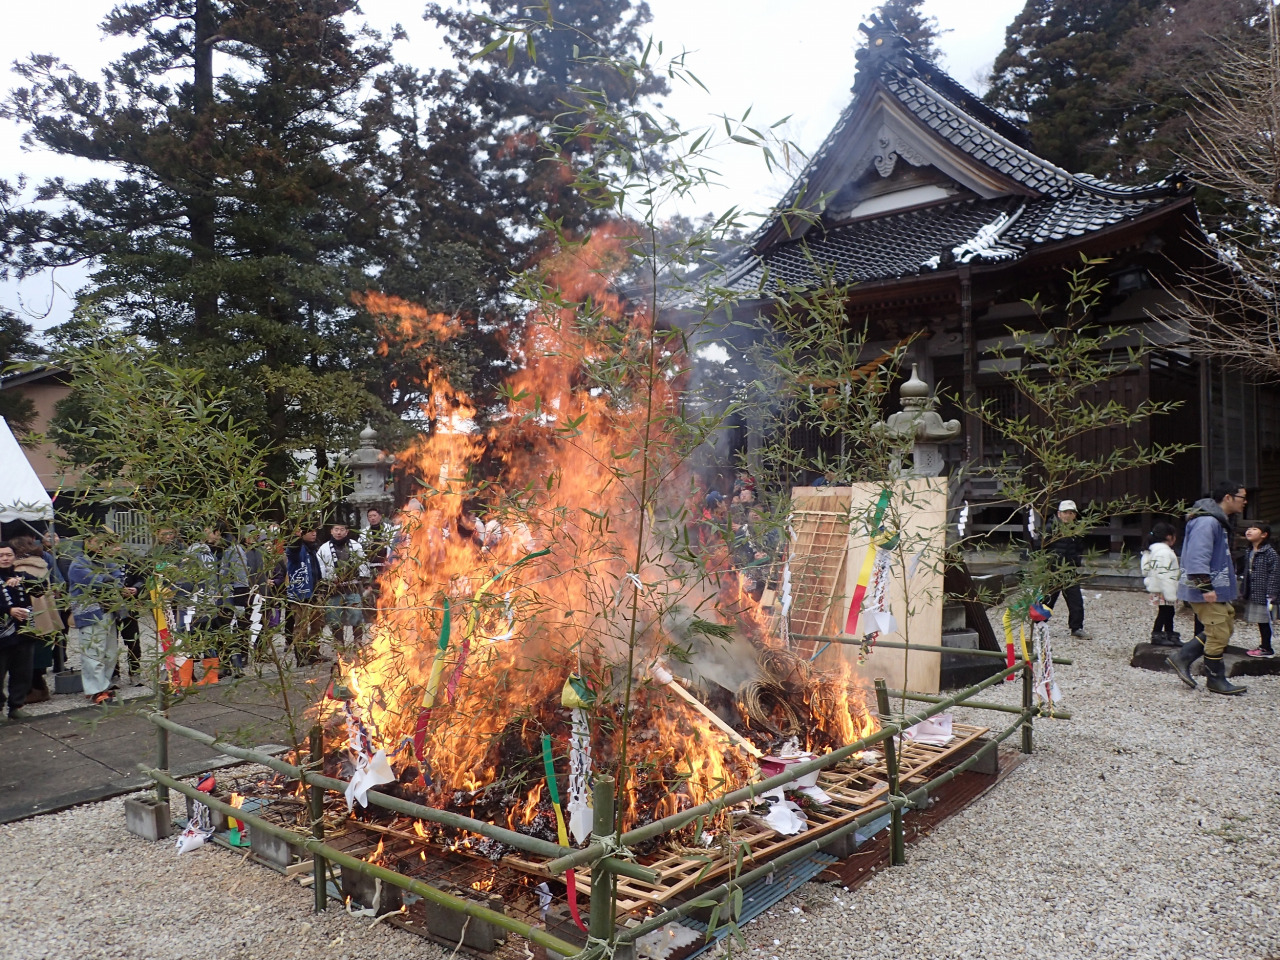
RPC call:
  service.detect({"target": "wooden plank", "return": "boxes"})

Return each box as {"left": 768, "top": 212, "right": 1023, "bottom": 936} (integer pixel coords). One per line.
{"left": 832, "top": 479, "right": 948, "bottom": 694}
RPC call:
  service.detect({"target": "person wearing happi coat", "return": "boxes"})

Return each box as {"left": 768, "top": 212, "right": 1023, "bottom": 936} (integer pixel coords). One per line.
{"left": 272, "top": 528, "right": 324, "bottom": 666}
{"left": 316, "top": 522, "right": 370, "bottom": 650}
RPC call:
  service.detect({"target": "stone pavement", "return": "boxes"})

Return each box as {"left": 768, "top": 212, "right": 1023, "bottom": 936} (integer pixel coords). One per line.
{"left": 0, "top": 671, "right": 323, "bottom": 824}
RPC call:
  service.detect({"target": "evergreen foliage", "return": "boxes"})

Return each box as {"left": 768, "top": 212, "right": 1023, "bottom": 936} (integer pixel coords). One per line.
{"left": 985, "top": 0, "right": 1266, "bottom": 181}
{"left": 0, "top": 1, "right": 401, "bottom": 472}
{"left": 872, "top": 0, "right": 948, "bottom": 63}
{"left": 0, "top": 310, "right": 43, "bottom": 435}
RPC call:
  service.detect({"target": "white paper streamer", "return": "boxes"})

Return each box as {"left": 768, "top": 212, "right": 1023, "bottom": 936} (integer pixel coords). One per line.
{"left": 247, "top": 590, "right": 265, "bottom": 650}
{"left": 861, "top": 547, "right": 897, "bottom": 638}
{"left": 345, "top": 749, "right": 396, "bottom": 812}
{"left": 567, "top": 706, "right": 593, "bottom": 844}
{"left": 1033, "top": 620, "right": 1061, "bottom": 706}
{"left": 176, "top": 801, "right": 213, "bottom": 854}
{"left": 957, "top": 500, "right": 970, "bottom": 538}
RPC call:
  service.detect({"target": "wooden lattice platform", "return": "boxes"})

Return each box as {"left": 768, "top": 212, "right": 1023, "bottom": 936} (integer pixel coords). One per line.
{"left": 502, "top": 721, "right": 988, "bottom": 916}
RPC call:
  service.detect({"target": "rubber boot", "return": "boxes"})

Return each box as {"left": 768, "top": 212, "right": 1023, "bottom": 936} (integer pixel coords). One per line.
{"left": 229, "top": 653, "right": 247, "bottom": 678}
{"left": 1154, "top": 630, "right": 1181, "bottom": 648}
{"left": 195, "top": 657, "right": 220, "bottom": 686}
{"left": 1169, "top": 637, "right": 1204, "bottom": 689}
{"left": 171, "top": 658, "right": 195, "bottom": 688}
{"left": 1203, "top": 656, "right": 1246, "bottom": 696}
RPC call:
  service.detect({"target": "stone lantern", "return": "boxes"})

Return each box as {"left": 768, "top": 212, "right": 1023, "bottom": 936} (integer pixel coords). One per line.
{"left": 873, "top": 364, "right": 960, "bottom": 477}
{"left": 345, "top": 424, "right": 394, "bottom": 528}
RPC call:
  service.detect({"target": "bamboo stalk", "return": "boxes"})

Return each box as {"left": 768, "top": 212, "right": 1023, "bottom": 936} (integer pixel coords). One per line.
{"left": 791, "top": 633, "right": 1073, "bottom": 665}
{"left": 142, "top": 765, "right": 584, "bottom": 960}
{"left": 143, "top": 713, "right": 573, "bottom": 860}
{"left": 309, "top": 726, "right": 326, "bottom": 913}
{"left": 885, "top": 688, "right": 1071, "bottom": 720}
{"left": 350, "top": 820, "right": 657, "bottom": 884}
{"left": 875, "top": 678, "right": 905, "bottom": 867}
{"left": 588, "top": 775, "right": 616, "bottom": 943}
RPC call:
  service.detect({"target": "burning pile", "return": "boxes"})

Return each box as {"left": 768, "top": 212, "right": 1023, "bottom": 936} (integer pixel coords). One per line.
{"left": 323, "top": 227, "right": 878, "bottom": 846}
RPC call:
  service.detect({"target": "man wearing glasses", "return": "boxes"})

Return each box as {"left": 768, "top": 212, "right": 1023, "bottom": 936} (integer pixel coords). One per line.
{"left": 1170, "top": 481, "right": 1249, "bottom": 695}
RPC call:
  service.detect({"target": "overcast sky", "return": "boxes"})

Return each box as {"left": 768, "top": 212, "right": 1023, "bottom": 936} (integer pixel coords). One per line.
{"left": 0, "top": 0, "right": 1025, "bottom": 330}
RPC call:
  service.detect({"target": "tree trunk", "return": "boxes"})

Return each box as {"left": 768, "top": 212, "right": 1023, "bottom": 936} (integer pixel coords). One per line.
{"left": 189, "top": 0, "right": 219, "bottom": 339}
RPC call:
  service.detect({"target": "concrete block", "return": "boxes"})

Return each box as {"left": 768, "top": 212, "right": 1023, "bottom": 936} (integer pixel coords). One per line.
{"left": 53, "top": 670, "right": 83, "bottom": 694}
{"left": 951, "top": 736, "right": 1000, "bottom": 776}
{"left": 340, "top": 864, "right": 402, "bottom": 913}
{"left": 250, "top": 825, "right": 300, "bottom": 868}
{"left": 124, "top": 796, "right": 172, "bottom": 841}
{"left": 819, "top": 829, "right": 861, "bottom": 859}
{"left": 424, "top": 891, "right": 508, "bottom": 952}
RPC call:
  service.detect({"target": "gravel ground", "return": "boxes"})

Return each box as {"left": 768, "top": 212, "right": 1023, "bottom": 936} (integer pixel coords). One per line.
{"left": 731, "top": 590, "right": 1280, "bottom": 960}
{"left": 0, "top": 781, "right": 447, "bottom": 960}
{"left": 2, "top": 590, "right": 1278, "bottom": 959}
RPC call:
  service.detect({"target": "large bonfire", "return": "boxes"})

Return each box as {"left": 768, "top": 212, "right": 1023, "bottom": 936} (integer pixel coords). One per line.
{"left": 325, "top": 227, "right": 877, "bottom": 841}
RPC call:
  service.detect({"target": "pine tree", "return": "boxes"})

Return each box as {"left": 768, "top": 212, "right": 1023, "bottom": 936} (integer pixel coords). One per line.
{"left": 986, "top": 0, "right": 1266, "bottom": 180}
{"left": 0, "top": 1, "right": 400, "bottom": 472}
{"left": 873, "top": 0, "right": 948, "bottom": 63}
{"left": 0, "top": 310, "right": 43, "bottom": 435}
{"left": 361, "top": 0, "right": 671, "bottom": 428}
{"left": 409, "top": 0, "right": 670, "bottom": 298}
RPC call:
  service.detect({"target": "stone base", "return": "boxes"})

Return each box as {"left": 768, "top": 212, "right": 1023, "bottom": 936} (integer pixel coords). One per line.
{"left": 1130, "top": 642, "right": 1280, "bottom": 678}
{"left": 124, "top": 796, "right": 172, "bottom": 841}
{"left": 950, "top": 735, "right": 1001, "bottom": 776}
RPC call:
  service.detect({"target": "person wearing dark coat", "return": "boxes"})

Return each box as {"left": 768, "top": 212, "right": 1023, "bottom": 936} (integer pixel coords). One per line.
{"left": 270, "top": 529, "right": 324, "bottom": 666}
{"left": 1041, "top": 499, "right": 1090, "bottom": 639}
{"left": 0, "top": 540, "right": 45, "bottom": 719}
{"left": 1241, "top": 522, "right": 1280, "bottom": 658}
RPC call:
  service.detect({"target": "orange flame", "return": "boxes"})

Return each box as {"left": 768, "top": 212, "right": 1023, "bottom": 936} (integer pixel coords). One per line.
{"left": 326, "top": 224, "right": 878, "bottom": 835}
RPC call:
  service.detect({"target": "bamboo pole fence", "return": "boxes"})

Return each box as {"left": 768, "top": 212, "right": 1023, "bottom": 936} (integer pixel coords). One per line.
{"left": 141, "top": 656, "right": 1054, "bottom": 960}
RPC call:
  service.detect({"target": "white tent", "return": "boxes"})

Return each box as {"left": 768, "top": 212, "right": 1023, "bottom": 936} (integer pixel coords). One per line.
{"left": 0, "top": 417, "right": 54, "bottom": 524}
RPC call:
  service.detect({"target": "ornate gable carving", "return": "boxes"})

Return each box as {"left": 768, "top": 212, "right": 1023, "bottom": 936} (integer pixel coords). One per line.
{"left": 873, "top": 124, "right": 929, "bottom": 178}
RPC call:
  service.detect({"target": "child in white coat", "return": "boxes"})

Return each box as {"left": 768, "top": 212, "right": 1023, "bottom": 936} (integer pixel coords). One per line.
{"left": 1141, "top": 522, "right": 1181, "bottom": 647}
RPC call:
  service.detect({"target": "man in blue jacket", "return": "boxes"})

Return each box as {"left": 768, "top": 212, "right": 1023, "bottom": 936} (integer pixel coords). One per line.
{"left": 1170, "top": 481, "right": 1249, "bottom": 695}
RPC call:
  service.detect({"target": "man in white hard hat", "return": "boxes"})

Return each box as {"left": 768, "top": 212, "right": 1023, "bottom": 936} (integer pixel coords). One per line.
{"left": 1044, "top": 499, "right": 1090, "bottom": 639}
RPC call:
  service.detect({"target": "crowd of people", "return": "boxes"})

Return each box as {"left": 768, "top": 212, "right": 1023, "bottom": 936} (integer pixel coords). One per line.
{"left": 0, "top": 505, "right": 408, "bottom": 715}
{"left": 4, "top": 474, "right": 1274, "bottom": 717}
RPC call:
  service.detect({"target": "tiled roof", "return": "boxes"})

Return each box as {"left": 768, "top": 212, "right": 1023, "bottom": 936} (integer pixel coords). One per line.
{"left": 725, "top": 192, "right": 1173, "bottom": 295}
{"left": 731, "top": 21, "right": 1191, "bottom": 293}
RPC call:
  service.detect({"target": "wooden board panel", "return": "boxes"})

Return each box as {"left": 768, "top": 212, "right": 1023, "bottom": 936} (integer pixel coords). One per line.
{"left": 831, "top": 479, "right": 948, "bottom": 694}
